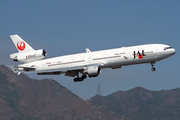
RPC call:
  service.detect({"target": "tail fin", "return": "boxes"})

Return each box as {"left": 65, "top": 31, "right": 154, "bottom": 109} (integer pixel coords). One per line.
{"left": 10, "top": 34, "right": 34, "bottom": 53}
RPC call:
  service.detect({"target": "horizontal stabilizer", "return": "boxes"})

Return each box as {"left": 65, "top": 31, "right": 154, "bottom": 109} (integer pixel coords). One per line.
{"left": 9, "top": 66, "right": 21, "bottom": 75}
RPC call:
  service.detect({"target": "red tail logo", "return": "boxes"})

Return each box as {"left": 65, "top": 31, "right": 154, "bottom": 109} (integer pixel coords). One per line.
{"left": 17, "top": 41, "right": 25, "bottom": 51}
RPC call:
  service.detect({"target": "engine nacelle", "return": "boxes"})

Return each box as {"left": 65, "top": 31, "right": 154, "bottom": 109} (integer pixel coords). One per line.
{"left": 83, "top": 66, "right": 101, "bottom": 77}
{"left": 10, "top": 49, "right": 47, "bottom": 62}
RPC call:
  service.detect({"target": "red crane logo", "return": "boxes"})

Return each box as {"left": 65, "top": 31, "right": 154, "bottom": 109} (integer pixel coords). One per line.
{"left": 17, "top": 41, "right": 25, "bottom": 51}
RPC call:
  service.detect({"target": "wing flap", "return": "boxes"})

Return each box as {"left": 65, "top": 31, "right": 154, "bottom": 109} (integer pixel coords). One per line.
{"left": 37, "top": 71, "right": 61, "bottom": 75}
{"left": 37, "top": 66, "right": 84, "bottom": 76}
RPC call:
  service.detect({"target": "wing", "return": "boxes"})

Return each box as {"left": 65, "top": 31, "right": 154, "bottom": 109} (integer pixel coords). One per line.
{"left": 9, "top": 62, "right": 104, "bottom": 77}
{"left": 9, "top": 61, "right": 104, "bottom": 78}
{"left": 37, "top": 63, "right": 104, "bottom": 77}
{"left": 37, "top": 66, "right": 84, "bottom": 76}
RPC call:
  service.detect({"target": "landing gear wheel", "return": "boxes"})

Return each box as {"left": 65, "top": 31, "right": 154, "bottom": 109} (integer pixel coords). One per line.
{"left": 73, "top": 75, "right": 87, "bottom": 82}
{"left": 151, "top": 68, "right": 156, "bottom": 71}
{"left": 73, "top": 78, "right": 78, "bottom": 82}
{"left": 82, "top": 75, "right": 87, "bottom": 79}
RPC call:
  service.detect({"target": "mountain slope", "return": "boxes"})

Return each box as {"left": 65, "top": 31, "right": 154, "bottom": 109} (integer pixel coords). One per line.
{"left": 89, "top": 87, "right": 180, "bottom": 120}
{"left": 0, "top": 65, "right": 121, "bottom": 120}
{"left": 1, "top": 64, "right": 180, "bottom": 120}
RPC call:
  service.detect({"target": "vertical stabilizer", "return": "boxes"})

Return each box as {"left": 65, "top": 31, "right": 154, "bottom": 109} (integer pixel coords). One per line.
{"left": 10, "top": 34, "right": 35, "bottom": 53}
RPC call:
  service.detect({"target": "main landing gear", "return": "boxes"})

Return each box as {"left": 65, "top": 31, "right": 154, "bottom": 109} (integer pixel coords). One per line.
{"left": 150, "top": 62, "right": 156, "bottom": 71}
{"left": 73, "top": 75, "right": 87, "bottom": 82}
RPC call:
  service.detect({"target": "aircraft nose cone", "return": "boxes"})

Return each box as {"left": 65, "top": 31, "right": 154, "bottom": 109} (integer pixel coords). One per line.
{"left": 172, "top": 48, "right": 176, "bottom": 55}
{"left": 169, "top": 48, "right": 176, "bottom": 56}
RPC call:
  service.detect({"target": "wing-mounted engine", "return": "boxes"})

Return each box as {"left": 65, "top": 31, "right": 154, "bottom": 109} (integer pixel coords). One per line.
{"left": 10, "top": 49, "right": 47, "bottom": 63}
{"left": 83, "top": 66, "right": 101, "bottom": 77}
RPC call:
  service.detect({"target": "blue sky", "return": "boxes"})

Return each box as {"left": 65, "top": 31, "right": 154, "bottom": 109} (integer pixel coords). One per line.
{"left": 0, "top": 1, "right": 179, "bottom": 99}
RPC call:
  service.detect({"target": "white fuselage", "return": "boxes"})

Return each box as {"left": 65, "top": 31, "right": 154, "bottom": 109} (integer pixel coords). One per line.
{"left": 19, "top": 44, "right": 175, "bottom": 75}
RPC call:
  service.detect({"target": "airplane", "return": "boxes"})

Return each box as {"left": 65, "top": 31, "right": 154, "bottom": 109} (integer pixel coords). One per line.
{"left": 9, "top": 34, "right": 176, "bottom": 82}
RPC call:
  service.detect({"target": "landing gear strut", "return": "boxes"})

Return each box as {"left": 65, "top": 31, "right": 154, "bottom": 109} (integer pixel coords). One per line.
{"left": 73, "top": 75, "right": 87, "bottom": 82}
{"left": 150, "top": 62, "right": 156, "bottom": 71}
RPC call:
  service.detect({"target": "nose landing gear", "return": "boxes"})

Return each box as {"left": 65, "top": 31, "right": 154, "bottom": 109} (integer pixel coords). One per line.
{"left": 151, "top": 67, "right": 156, "bottom": 71}
{"left": 150, "top": 62, "right": 156, "bottom": 71}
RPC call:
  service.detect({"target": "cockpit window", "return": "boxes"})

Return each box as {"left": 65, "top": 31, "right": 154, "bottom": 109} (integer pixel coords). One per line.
{"left": 164, "top": 47, "right": 172, "bottom": 50}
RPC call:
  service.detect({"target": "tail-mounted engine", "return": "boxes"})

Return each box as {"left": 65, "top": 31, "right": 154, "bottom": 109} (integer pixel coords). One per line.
{"left": 10, "top": 49, "right": 47, "bottom": 63}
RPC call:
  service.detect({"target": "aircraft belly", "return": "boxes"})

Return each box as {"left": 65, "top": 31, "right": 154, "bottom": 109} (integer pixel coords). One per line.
{"left": 125, "top": 54, "right": 154, "bottom": 65}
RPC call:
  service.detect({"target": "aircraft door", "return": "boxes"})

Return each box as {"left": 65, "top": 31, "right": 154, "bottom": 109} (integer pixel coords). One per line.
{"left": 127, "top": 51, "right": 134, "bottom": 64}
{"left": 86, "top": 53, "right": 93, "bottom": 63}
{"left": 156, "top": 48, "right": 160, "bottom": 55}
{"left": 124, "top": 51, "right": 133, "bottom": 64}
{"left": 37, "top": 62, "right": 45, "bottom": 71}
